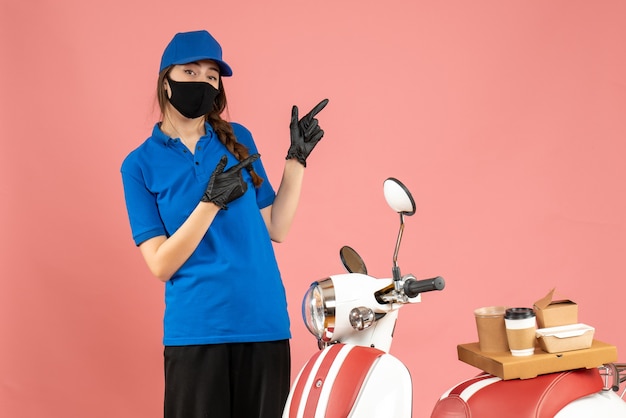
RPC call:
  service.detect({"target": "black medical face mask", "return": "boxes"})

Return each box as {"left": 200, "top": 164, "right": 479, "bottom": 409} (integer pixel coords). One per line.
{"left": 166, "top": 76, "right": 219, "bottom": 119}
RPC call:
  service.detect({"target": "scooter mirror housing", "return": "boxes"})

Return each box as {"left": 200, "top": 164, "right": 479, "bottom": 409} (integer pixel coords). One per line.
{"left": 384, "top": 178, "right": 416, "bottom": 216}
{"left": 340, "top": 246, "right": 367, "bottom": 275}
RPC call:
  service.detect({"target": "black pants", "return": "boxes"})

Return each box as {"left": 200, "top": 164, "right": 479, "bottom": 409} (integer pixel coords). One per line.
{"left": 164, "top": 340, "right": 290, "bottom": 418}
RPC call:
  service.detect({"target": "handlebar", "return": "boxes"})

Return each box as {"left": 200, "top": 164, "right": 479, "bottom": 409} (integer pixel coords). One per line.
{"left": 404, "top": 276, "right": 445, "bottom": 298}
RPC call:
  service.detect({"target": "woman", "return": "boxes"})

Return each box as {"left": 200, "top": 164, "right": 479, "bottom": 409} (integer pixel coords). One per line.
{"left": 121, "top": 29, "right": 328, "bottom": 418}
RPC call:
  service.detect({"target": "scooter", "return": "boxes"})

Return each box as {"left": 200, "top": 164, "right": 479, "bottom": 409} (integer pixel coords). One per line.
{"left": 282, "top": 177, "right": 626, "bottom": 417}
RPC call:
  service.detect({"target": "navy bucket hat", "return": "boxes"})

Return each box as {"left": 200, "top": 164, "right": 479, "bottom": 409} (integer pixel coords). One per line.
{"left": 159, "top": 30, "right": 233, "bottom": 76}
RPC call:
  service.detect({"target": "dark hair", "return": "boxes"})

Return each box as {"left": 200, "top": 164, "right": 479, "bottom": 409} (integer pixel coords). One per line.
{"left": 157, "top": 68, "right": 263, "bottom": 187}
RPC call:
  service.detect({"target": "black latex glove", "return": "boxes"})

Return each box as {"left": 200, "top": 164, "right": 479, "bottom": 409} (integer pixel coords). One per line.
{"left": 286, "top": 98, "right": 329, "bottom": 167}
{"left": 201, "top": 154, "right": 260, "bottom": 209}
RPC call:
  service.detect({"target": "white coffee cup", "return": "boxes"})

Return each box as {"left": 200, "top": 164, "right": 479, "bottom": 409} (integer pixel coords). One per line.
{"left": 504, "top": 308, "right": 536, "bottom": 356}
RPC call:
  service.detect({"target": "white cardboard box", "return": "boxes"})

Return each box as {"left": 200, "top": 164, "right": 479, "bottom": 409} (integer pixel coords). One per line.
{"left": 536, "top": 323, "right": 594, "bottom": 353}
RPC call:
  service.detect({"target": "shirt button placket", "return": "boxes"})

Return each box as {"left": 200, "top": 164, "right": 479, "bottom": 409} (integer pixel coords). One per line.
{"left": 194, "top": 145, "right": 202, "bottom": 175}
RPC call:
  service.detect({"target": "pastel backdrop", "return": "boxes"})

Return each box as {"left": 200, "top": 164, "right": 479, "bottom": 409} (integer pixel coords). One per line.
{"left": 2, "top": 1, "right": 625, "bottom": 417}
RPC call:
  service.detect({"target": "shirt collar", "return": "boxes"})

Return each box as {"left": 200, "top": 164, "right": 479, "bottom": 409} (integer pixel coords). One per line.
{"left": 151, "top": 122, "right": 215, "bottom": 145}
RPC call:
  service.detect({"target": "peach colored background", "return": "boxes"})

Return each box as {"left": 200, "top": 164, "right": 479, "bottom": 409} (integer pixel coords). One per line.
{"left": 2, "top": 1, "right": 625, "bottom": 417}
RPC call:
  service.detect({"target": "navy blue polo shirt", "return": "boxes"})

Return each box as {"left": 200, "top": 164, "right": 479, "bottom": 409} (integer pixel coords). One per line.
{"left": 121, "top": 122, "right": 290, "bottom": 346}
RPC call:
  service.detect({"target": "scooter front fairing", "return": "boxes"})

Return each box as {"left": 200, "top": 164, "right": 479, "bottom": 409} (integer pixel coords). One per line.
{"left": 283, "top": 343, "right": 412, "bottom": 418}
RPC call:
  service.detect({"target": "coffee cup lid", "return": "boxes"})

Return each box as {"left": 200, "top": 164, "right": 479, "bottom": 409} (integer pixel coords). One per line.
{"left": 505, "top": 307, "right": 535, "bottom": 319}
{"left": 474, "top": 306, "right": 507, "bottom": 317}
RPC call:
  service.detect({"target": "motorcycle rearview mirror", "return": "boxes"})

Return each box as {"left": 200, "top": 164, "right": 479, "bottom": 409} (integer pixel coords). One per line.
{"left": 383, "top": 177, "right": 416, "bottom": 216}
{"left": 340, "top": 246, "right": 368, "bottom": 275}
{"left": 383, "top": 178, "right": 416, "bottom": 282}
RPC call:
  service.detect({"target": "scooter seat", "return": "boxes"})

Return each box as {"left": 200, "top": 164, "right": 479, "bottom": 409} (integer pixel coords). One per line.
{"left": 430, "top": 368, "right": 603, "bottom": 418}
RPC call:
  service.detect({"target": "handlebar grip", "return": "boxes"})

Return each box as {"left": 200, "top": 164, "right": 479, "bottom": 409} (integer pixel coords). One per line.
{"left": 404, "top": 276, "right": 445, "bottom": 298}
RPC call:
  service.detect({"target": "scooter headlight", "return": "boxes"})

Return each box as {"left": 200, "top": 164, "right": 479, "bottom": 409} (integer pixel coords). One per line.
{"left": 302, "top": 279, "right": 335, "bottom": 342}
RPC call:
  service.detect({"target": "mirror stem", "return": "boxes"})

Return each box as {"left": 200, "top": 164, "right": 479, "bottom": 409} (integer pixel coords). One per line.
{"left": 392, "top": 213, "right": 405, "bottom": 282}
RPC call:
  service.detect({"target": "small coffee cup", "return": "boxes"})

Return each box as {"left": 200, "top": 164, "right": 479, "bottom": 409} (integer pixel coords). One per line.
{"left": 504, "top": 307, "right": 536, "bottom": 356}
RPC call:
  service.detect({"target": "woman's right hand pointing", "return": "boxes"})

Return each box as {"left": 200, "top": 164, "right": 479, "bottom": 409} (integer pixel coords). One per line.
{"left": 201, "top": 154, "right": 260, "bottom": 209}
